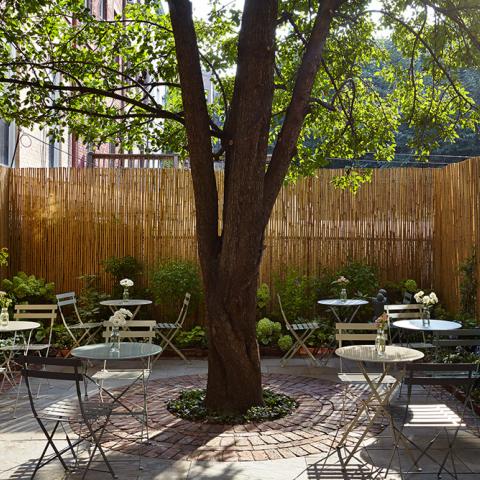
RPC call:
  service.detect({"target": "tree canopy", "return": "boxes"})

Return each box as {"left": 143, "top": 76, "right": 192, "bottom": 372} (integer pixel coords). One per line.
{"left": 0, "top": 0, "right": 479, "bottom": 184}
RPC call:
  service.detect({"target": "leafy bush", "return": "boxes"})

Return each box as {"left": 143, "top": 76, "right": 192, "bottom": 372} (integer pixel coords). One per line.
{"left": 1, "top": 272, "right": 55, "bottom": 304}
{"left": 459, "top": 250, "right": 477, "bottom": 319}
{"left": 0, "top": 247, "right": 7, "bottom": 267}
{"left": 256, "top": 283, "right": 270, "bottom": 311}
{"left": 277, "top": 334, "right": 293, "bottom": 352}
{"left": 306, "top": 317, "right": 335, "bottom": 347}
{"left": 334, "top": 260, "right": 379, "bottom": 297}
{"left": 256, "top": 317, "right": 282, "bottom": 346}
{"left": 76, "top": 274, "right": 110, "bottom": 323}
{"left": 151, "top": 260, "right": 202, "bottom": 320}
{"left": 174, "top": 326, "right": 207, "bottom": 349}
{"left": 167, "top": 388, "right": 297, "bottom": 424}
{"left": 275, "top": 270, "right": 320, "bottom": 320}
{"left": 404, "top": 279, "right": 418, "bottom": 293}
{"left": 102, "top": 255, "right": 143, "bottom": 282}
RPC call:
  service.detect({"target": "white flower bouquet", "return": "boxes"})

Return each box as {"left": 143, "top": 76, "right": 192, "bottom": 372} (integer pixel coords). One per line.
{"left": 414, "top": 290, "right": 438, "bottom": 307}
{"left": 109, "top": 308, "right": 133, "bottom": 327}
{"left": 120, "top": 278, "right": 134, "bottom": 288}
{"left": 0, "top": 291, "right": 12, "bottom": 309}
{"left": 332, "top": 276, "right": 349, "bottom": 286}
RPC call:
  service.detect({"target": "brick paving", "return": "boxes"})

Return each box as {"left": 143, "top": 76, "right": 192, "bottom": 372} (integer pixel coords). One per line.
{"left": 96, "top": 374, "right": 386, "bottom": 462}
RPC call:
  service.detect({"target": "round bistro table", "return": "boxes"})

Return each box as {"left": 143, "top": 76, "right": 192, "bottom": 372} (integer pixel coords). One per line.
{"left": 99, "top": 299, "right": 152, "bottom": 320}
{"left": 318, "top": 298, "right": 369, "bottom": 323}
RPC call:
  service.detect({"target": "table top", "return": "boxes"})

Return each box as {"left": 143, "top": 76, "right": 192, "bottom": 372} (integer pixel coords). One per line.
{"left": 0, "top": 321, "right": 40, "bottom": 332}
{"left": 336, "top": 345, "right": 424, "bottom": 363}
{"left": 71, "top": 342, "right": 162, "bottom": 360}
{"left": 318, "top": 299, "right": 369, "bottom": 307}
{"left": 392, "top": 319, "right": 462, "bottom": 331}
{"left": 100, "top": 299, "right": 153, "bottom": 307}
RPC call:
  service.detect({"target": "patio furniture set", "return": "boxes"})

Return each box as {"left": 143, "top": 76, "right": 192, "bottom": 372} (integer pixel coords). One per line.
{"left": 1, "top": 291, "right": 479, "bottom": 479}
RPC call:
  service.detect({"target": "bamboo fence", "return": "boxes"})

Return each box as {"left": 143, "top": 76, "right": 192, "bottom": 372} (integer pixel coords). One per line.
{"left": 1, "top": 158, "right": 479, "bottom": 319}
{"left": 0, "top": 166, "right": 9, "bottom": 268}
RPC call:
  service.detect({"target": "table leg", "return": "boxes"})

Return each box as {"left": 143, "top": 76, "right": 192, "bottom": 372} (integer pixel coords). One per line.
{"left": 347, "top": 305, "right": 362, "bottom": 323}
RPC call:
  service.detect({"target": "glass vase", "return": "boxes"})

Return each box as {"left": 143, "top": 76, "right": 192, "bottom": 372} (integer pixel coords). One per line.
{"left": 110, "top": 326, "right": 120, "bottom": 353}
{"left": 375, "top": 328, "right": 386, "bottom": 356}
{"left": 122, "top": 287, "right": 129, "bottom": 301}
{"left": 340, "top": 288, "right": 347, "bottom": 302}
{"left": 422, "top": 308, "right": 431, "bottom": 327}
{"left": 0, "top": 307, "right": 9, "bottom": 327}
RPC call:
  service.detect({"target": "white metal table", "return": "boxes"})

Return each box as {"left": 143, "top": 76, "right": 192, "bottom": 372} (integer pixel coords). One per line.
{"left": 318, "top": 298, "right": 369, "bottom": 323}
{"left": 334, "top": 345, "right": 424, "bottom": 472}
{"left": 392, "top": 319, "right": 462, "bottom": 349}
{"left": 100, "top": 299, "right": 152, "bottom": 320}
{"left": 0, "top": 321, "right": 40, "bottom": 388}
{"left": 71, "top": 342, "right": 161, "bottom": 432}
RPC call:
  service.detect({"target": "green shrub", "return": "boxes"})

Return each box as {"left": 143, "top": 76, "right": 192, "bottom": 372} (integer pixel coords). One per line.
{"left": 1, "top": 272, "right": 55, "bottom": 304}
{"left": 76, "top": 274, "right": 110, "bottom": 323}
{"left": 277, "top": 334, "right": 293, "bottom": 352}
{"left": 151, "top": 260, "right": 202, "bottom": 320}
{"left": 174, "top": 326, "right": 207, "bottom": 349}
{"left": 0, "top": 247, "right": 7, "bottom": 267}
{"left": 334, "top": 260, "right": 379, "bottom": 297}
{"left": 275, "top": 270, "right": 319, "bottom": 320}
{"left": 256, "top": 317, "right": 282, "bottom": 346}
{"left": 404, "top": 279, "right": 418, "bottom": 293}
{"left": 459, "top": 250, "right": 477, "bottom": 319}
{"left": 256, "top": 283, "right": 270, "bottom": 310}
{"left": 306, "top": 317, "right": 335, "bottom": 347}
{"left": 102, "top": 255, "right": 143, "bottom": 281}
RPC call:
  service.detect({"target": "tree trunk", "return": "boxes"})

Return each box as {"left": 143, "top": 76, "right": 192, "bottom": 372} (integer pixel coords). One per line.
{"left": 204, "top": 264, "right": 263, "bottom": 414}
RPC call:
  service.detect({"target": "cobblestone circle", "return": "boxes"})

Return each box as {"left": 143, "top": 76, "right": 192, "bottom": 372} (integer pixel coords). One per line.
{"left": 97, "top": 374, "right": 385, "bottom": 462}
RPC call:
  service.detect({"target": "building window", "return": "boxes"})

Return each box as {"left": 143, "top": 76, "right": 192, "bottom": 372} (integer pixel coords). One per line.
{"left": 0, "top": 120, "right": 9, "bottom": 166}
{"left": 48, "top": 137, "right": 60, "bottom": 168}
{"left": 85, "top": 0, "right": 92, "bottom": 12}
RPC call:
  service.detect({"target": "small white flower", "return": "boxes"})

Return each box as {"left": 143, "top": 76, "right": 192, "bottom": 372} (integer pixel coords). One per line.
{"left": 429, "top": 292, "right": 438, "bottom": 303}
{"left": 0, "top": 291, "right": 5, "bottom": 296}
{"left": 120, "top": 278, "right": 134, "bottom": 287}
{"left": 117, "top": 308, "right": 133, "bottom": 318}
{"left": 414, "top": 291, "right": 424, "bottom": 303}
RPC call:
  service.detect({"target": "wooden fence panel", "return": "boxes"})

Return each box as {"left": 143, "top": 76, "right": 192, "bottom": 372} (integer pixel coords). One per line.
{"left": 4, "top": 159, "right": 480, "bottom": 322}
{"left": 433, "top": 157, "right": 480, "bottom": 314}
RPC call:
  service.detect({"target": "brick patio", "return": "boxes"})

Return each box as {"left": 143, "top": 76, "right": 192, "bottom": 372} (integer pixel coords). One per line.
{"left": 98, "top": 373, "right": 384, "bottom": 462}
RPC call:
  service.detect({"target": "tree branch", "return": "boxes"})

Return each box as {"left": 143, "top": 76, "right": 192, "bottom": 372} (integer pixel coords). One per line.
{"left": 264, "top": 0, "right": 344, "bottom": 222}
{"left": 168, "top": 0, "right": 220, "bottom": 262}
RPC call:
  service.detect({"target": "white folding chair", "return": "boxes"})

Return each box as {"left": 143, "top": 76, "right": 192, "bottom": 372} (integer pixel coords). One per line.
{"left": 385, "top": 304, "right": 428, "bottom": 348}
{"left": 56, "top": 292, "right": 103, "bottom": 348}
{"left": 0, "top": 304, "right": 58, "bottom": 415}
{"left": 278, "top": 294, "right": 320, "bottom": 366}
{"left": 155, "top": 292, "right": 190, "bottom": 363}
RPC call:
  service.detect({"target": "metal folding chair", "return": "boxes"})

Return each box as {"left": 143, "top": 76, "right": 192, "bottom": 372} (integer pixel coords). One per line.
{"left": 393, "top": 363, "right": 478, "bottom": 479}
{"left": 56, "top": 292, "right": 103, "bottom": 348}
{"left": 278, "top": 294, "right": 320, "bottom": 366}
{"left": 22, "top": 355, "right": 116, "bottom": 479}
{"left": 155, "top": 292, "right": 190, "bottom": 363}
{"left": 385, "top": 304, "right": 427, "bottom": 347}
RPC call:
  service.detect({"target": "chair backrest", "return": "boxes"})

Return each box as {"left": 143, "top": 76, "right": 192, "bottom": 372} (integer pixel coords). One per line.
{"left": 277, "top": 294, "right": 294, "bottom": 331}
{"left": 404, "top": 363, "right": 478, "bottom": 391}
{"left": 385, "top": 303, "right": 425, "bottom": 321}
{"left": 21, "top": 355, "right": 83, "bottom": 416}
{"left": 433, "top": 329, "right": 480, "bottom": 348}
{"left": 335, "top": 323, "right": 379, "bottom": 347}
{"left": 56, "top": 292, "right": 83, "bottom": 327}
{"left": 102, "top": 320, "right": 157, "bottom": 342}
{"left": 175, "top": 293, "right": 191, "bottom": 327}
{"left": 14, "top": 304, "right": 58, "bottom": 347}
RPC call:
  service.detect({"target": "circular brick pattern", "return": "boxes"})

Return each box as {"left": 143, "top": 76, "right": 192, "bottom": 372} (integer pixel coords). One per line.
{"left": 98, "top": 374, "right": 385, "bottom": 462}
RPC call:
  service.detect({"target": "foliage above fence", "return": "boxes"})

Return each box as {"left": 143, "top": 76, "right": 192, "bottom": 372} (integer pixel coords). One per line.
{"left": 1, "top": 159, "right": 479, "bottom": 317}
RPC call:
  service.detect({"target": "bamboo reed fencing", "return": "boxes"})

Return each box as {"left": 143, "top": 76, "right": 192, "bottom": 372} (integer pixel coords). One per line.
{"left": 0, "top": 166, "right": 9, "bottom": 269}
{"left": 1, "top": 159, "right": 479, "bottom": 322}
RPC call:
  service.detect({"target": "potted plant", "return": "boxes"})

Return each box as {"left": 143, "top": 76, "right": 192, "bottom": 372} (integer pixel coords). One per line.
{"left": 53, "top": 326, "right": 75, "bottom": 357}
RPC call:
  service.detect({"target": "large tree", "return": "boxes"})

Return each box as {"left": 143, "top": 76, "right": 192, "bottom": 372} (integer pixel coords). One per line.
{"left": 0, "top": 0, "right": 479, "bottom": 413}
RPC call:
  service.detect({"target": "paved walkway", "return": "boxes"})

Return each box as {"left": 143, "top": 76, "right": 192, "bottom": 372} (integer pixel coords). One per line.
{"left": 1, "top": 357, "right": 479, "bottom": 479}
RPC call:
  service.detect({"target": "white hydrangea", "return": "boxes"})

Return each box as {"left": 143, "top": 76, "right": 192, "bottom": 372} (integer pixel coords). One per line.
{"left": 120, "top": 278, "right": 134, "bottom": 287}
